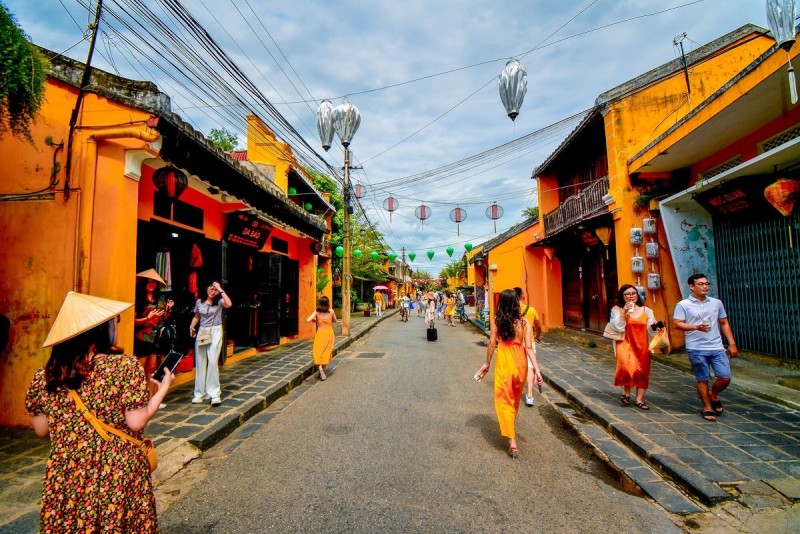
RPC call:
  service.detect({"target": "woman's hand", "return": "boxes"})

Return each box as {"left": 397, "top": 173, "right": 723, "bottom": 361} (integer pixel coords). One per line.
{"left": 149, "top": 369, "right": 174, "bottom": 390}
{"left": 212, "top": 281, "right": 223, "bottom": 292}
{"left": 189, "top": 325, "right": 196, "bottom": 337}
{"left": 147, "top": 309, "right": 165, "bottom": 321}
{"left": 165, "top": 299, "right": 175, "bottom": 311}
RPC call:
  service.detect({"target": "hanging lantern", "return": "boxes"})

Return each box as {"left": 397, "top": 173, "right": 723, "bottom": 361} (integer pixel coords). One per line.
{"left": 332, "top": 100, "right": 361, "bottom": 148}
{"left": 383, "top": 196, "right": 399, "bottom": 222}
{"left": 152, "top": 166, "right": 188, "bottom": 202}
{"left": 631, "top": 256, "right": 645, "bottom": 274}
{"left": 316, "top": 267, "right": 323, "bottom": 274}
{"left": 543, "top": 247, "right": 556, "bottom": 261}
{"left": 635, "top": 285, "right": 647, "bottom": 303}
{"left": 304, "top": 202, "right": 313, "bottom": 211}
{"left": 426, "top": 250, "right": 435, "bottom": 260}
{"left": 485, "top": 202, "right": 504, "bottom": 232}
{"left": 353, "top": 249, "right": 362, "bottom": 259}
{"left": 630, "top": 228, "right": 643, "bottom": 245}
{"left": 334, "top": 245, "right": 344, "bottom": 257}
{"left": 449, "top": 206, "right": 467, "bottom": 236}
{"left": 389, "top": 252, "right": 397, "bottom": 262}
{"left": 464, "top": 242, "right": 473, "bottom": 252}
{"left": 415, "top": 204, "right": 431, "bottom": 229}
{"left": 316, "top": 99, "right": 335, "bottom": 151}
{"left": 767, "top": 0, "right": 799, "bottom": 104}
{"left": 498, "top": 58, "right": 528, "bottom": 121}
{"left": 370, "top": 251, "right": 379, "bottom": 261}
{"left": 643, "top": 218, "right": 657, "bottom": 234}
{"left": 647, "top": 273, "right": 662, "bottom": 290}
{"left": 354, "top": 183, "right": 365, "bottom": 199}
{"left": 595, "top": 227, "right": 613, "bottom": 259}
{"left": 288, "top": 187, "right": 297, "bottom": 196}
{"left": 765, "top": 178, "right": 800, "bottom": 216}
{"left": 645, "top": 242, "right": 659, "bottom": 259}
{"left": 408, "top": 251, "right": 417, "bottom": 261}
{"left": 446, "top": 246, "right": 454, "bottom": 257}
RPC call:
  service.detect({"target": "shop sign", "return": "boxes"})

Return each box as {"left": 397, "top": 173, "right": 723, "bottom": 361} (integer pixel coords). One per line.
{"left": 224, "top": 212, "right": 271, "bottom": 248}
{"left": 694, "top": 175, "right": 774, "bottom": 216}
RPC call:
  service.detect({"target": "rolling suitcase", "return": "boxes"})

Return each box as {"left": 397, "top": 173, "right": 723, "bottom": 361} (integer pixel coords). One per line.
{"left": 426, "top": 326, "right": 438, "bottom": 341}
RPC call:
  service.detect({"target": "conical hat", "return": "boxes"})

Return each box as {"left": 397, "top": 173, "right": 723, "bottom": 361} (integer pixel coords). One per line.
{"left": 136, "top": 268, "right": 166, "bottom": 286}
{"left": 42, "top": 292, "right": 133, "bottom": 348}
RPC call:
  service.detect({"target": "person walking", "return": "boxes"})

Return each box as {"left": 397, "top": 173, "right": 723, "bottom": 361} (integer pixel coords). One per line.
{"left": 416, "top": 292, "right": 424, "bottom": 317}
{"left": 514, "top": 287, "right": 542, "bottom": 407}
{"left": 444, "top": 292, "right": 456, "bottom": 327}
{"left": 26, "top": 291, "right": 172, "bottom": 532}
{"left": 373, "top": 289, "right": 383, "bottom": 317}
{"left": 425, "top": 295, "right": 437, "bottom": 330}
{"left": 673, "top": 273, "right": 738, "bottom": 422}
{"left": 400, "top": 293, "right": 410, "bottom": 322}
{"left": 478, "top": 289, "right": 543, "bottom": 459}
{"left": 608, "top": 284, "right": 658, "bottom": 411}
{"left": 307, "top": 296, "right": 336, "bottom": 380}
{"left": 189, "top": 281, "right": 232, "bottom": 407}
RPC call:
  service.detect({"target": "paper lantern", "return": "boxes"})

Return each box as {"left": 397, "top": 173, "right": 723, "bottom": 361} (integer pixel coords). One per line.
{"left": 288, "top": 187, "right": 297, "bottom": 196}
{"left": 426, "top": 250, "right": 435, "bottom": 260}
{"left": 595, "top": 227, "right": 613, "bottom": 259}
{"left": 383, "top": 196, "right": 398, "bottom": 222}
{"left": 353, "top": 250, "right": 362, "bottom": 259}
{"left": 643, "top": 218, "right": 657, "bottom": 234}
{"left": 498, "top": 58, "right": 527, "bottom": 121}
{"left": 464, "top": 243, "right": 473, "bottom": 252}
{"left": 354, "top": 183, "right": 365, "bottom": 199}
{"left": 316, "top": 99, "right": 335, "bottom": 151}
{"left": 316, "top": 267, "right": 323, "bottom": 274}
{"left": 630, "top": 228, "right": 643, "bottom": 245}
{"left": 764, "top": 178, "right": 800, "bottom": 216}
{"left": 152, "top": 166, "right": 188, "bottom": 202}
{"left": 446, "top": 246, "right": 454, "bottom": 257}
{"left": 449, "top": 207, "right": 467, "bottom": 235}
{"left": 408, "top": 251, "right": 416, "bottom": 261}
{"left": 335, "top": 246, "right": 344, "bottom": 257}
{"left": 415, "top": 204, "right": 431, "bottom": 228}
{"left": 647, "top": 273, "right": 661, "bottom": 290}
{"left": 370, "top": 251, "right": 379, "bottom": 261}
{"left": 645, "top": 242, "right": 659, "bottom": 259}
{"left": 543, "top": 247, "right": 556, "bottom": 261}
{"left": 485, "top": 202, "right": 504, "bottom": 232}
{"left": 631, "top": 256, "right": 645, "bottom": 274}
{"left": 389, "top": 252, "right": 397, "bottom": 262}
{"left": 304, "top": 202, "right": 313, "bottom": 211}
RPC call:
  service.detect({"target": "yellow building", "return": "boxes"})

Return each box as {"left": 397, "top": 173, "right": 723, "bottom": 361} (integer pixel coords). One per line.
{"left": 0, "top": 50, "right": 332, "bottom": 427}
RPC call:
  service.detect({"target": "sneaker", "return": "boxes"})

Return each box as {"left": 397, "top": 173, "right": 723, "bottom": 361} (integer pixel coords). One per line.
{"left": 159, "top": 403, "right": 167, "bottom": 409}
{"left": 210, "top": 397, "right": 222, "bottom": 407}
{"left": 319, "top": 366, "right": 327, "bottom": 381}
{"left": 191, "top": 397, "right": 205, "bottom": 404}
{"left": 524, "top": 394, "right": 535, "bottom": 407}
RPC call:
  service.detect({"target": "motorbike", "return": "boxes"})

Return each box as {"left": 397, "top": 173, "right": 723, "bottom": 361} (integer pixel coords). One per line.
{"left": 456, "top": 302, "right": 468, "bottom": 324}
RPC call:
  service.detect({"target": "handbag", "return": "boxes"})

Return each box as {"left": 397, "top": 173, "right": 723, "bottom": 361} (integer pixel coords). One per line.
{"left": 602, "top": 322, "right": 625, "bottom": 341}
{"left": 196, "top": 331, "right": 212, "bottom": 346}
{"left": 67, "top": 389, "right": 158, "bottom": 472}
{"left": 648, "top": 327, "right": 671, "bottom": 354}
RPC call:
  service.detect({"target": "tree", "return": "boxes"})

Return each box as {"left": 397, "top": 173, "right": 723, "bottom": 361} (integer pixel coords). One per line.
{"left": 0, "top": 3, "right": 48, "bottom": 141}
{"left": 522, "top": 206, "right": 539, "bottom": 220}
{"left": 208, "top": 127, "right": 238, "bottom": 151}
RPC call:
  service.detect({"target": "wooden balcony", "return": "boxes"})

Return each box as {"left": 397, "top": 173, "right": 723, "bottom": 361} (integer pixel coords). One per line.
{"left": 543, "top": 177, "right": 610, "bottom": 236}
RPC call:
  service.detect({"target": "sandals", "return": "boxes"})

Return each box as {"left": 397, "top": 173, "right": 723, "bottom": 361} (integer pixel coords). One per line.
{"left": 701, "top": 410, "right": 717, "bottom": 422}
{"left": 635, "top": 401, "right": 650, "bottom": 411}
{"left": 620, "top": 395, "right": 630, "bottom": 406}
{"left": 508, "top": 445, "right": 518, "bottom": 460}
{"left": 710, "top": 399, "right": 724, "bottom": 415}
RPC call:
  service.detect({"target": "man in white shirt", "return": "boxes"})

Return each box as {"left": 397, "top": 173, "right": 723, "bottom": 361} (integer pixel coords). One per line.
{"left": 673, "top": 273, "right": 738, "bottom": 422}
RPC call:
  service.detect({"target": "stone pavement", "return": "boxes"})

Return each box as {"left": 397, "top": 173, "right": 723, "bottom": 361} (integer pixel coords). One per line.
{"left": 0, "top": 308, "right": 397, "bottom": 533}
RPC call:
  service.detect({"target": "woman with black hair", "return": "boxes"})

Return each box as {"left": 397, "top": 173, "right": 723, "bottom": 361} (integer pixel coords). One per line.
{"left": 189, "top": 280, "right": 232, "bottom": 406}
{"left": 608, "top": 284, "right": 657, "bottom": 410}
{"left": 26, "top": 291, "right": 172, "bottom": 532}
{"left": 134, "top": 269, "right": 173, "bottom": 402}
{"left": 307, "top": 295, "right": 336, "bottom": 380}
{"left": 480, "top": 289, "right": 543, "bottom": 459}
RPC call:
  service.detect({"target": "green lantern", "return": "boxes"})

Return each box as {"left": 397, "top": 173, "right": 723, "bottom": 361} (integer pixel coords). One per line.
{"left": 317, "top": 267, "right": 323, "bottom": 274}
{"left": 464, "top": 242, "right": 473, "bottom": 252}
{"left": 288, "top": 187, "right": 297, "bottom": 196}
{"left": 408, "top": 251, "right": 416, "bottom": 261}
{"left": 389, "top": 252, "right": 397, "bottom": 262}
{"left": 426, "top": 250, "right": 434, "bottom": 260}
{"left": 335, "top": 246, "right": 344, "bottom": 257}
{"left": 304, "top": 202, "right": 313, "bottom": 211}
{"left": 354, "top": 249, "right": 363, "bottom": 259}
{"left": 370, "top": 251, "right": 379, "bottom": 261}
{"left": 446, "top": 246, "right": 454, "bottom": 257}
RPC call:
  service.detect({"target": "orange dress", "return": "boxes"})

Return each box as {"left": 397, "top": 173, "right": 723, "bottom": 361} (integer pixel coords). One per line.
{"left": 494, "top": 339, "right": 528, "bottom": 439}
{"left": 613, "top": 311, "right": 651, "bottom": 389}
{"left": 312, "top": 312, "right": 335, "bottom": 366}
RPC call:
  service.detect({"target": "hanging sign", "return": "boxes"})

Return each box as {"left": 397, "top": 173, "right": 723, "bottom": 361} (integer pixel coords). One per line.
{"left": 224, "top": 212, "right": 271, "bottom": 248}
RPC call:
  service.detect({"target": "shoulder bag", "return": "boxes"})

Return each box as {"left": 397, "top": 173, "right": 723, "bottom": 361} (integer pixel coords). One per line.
{"left": 67, "top": 389, "right": 158, "bottom": 472}
{"left": 602, "top": 321, "right": 625, "bottom": 341}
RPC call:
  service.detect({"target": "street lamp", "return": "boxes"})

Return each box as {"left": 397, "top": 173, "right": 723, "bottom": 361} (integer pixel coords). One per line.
{"left": 317, "top": 99, "right": 361, "bottom": 336}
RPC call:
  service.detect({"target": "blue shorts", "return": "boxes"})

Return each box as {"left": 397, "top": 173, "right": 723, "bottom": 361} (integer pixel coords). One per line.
{"left": 687, "top": 349, "right": 731, "bottom": 382}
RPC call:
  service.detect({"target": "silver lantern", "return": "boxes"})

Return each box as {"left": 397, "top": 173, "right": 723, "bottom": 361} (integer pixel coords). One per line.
{"left": 499, "top": 59, "right": 528, "bottom": 121}
{"left": 316, "top": 99, "right": 335, "bottom": 151}
{"left": 767, "top": 0, "right": 797, "bottom": 50}
{"left": 332, "top": 101, "right": 361, "bottom": 148}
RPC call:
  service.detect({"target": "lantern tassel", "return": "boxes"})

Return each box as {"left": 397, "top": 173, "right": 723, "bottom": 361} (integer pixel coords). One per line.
{"left": 790, "top": 223, "right": 794, "bottom": 249}
{"left": 789, "top": 64, "right": 798, "bottom": 105}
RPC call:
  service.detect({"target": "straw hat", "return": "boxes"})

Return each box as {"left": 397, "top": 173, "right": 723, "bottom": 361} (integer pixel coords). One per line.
{"left": 42, "top": 291, "right": 133, "bottom": 348}
{"left": 136, "top": 268, "right": 166, "bottom": 286}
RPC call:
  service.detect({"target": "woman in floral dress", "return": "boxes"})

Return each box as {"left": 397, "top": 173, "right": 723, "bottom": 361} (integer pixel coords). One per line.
{"left": 26, "top": 291, "right": 173, "bottom": 532}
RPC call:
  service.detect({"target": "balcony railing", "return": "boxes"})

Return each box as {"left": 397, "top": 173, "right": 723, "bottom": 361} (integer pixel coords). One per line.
{"left": 543, "top": 177, "right": 610, "bottom": 236}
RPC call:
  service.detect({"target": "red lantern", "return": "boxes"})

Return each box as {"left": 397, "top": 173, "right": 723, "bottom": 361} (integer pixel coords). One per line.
{"left": 485, "top": 202, "right": 504, "bottom": 232}
{"left": 415, "top": 204, "right": 431, "bottom": 229}
{"left": 449, "top": 206, "right": 467, "bottom": 236}
{"left": 383, "top": 196, "right": 399, "bottom": 222}
{"left": 354, "top": 183, "right": 365, "bottom": 199}
{"left": 152, "top": 166, "right": 188, "bottom": 202}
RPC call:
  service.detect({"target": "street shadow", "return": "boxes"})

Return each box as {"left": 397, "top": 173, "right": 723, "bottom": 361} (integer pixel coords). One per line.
{"left": 465, "top": 413, "right": 508, "bottom": 453}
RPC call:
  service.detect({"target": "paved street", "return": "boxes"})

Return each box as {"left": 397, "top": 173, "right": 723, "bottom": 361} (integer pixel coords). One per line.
{"left": 157, "top": 315, "right": 680, "bottom": 533}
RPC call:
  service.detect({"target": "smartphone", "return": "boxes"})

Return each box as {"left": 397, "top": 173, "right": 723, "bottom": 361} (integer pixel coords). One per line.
{"left": 153, "top": 351, "right": 183, "bottom": 381}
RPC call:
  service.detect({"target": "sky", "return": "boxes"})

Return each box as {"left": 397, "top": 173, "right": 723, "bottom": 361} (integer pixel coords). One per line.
{"left": 8, "top": 0, "right": 771, "bottom": 275}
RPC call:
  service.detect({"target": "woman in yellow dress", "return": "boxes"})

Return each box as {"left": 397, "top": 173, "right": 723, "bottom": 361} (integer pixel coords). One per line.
{"left": 481, "top": 289, "right": 543, "bottom": 458}
{"left": 307, "top": 296, "right": 336, "bottom": 380}
{"left": 444, "top": 292, "right": 456, "bottom": 327}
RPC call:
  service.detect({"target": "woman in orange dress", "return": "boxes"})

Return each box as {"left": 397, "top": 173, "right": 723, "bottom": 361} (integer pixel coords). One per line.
{"left": 481, "top": 289, "right": 543, "bottom": 459}
{"left": 609, "top": 284, "right": 656, "bottom": 410}
{"left": 307, "top": 296, "right": 336, "bottom": 380}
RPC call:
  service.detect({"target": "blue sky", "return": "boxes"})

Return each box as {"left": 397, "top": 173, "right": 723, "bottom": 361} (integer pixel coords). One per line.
{"left": 8, "top": 0, "right": 770, "bottom": 274}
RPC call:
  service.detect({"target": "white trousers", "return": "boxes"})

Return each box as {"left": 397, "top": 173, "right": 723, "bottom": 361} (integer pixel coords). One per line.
{"left": 194, "top": 325, "right": 222, "bottom": 399}
{"left": 375, "top": 301, "right": 382, "bottom": 316}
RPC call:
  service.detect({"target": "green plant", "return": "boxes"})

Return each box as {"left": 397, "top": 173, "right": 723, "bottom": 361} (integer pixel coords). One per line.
{"left": 587, "top": 340, "right": 597, "bottom": 348}
{"left": 632, "top": 194, "right": 654, "bottom": 216}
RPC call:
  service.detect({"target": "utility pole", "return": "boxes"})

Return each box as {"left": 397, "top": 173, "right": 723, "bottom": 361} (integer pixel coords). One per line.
{"left": 401, "top": 247, "right": 406, "bottom": 294}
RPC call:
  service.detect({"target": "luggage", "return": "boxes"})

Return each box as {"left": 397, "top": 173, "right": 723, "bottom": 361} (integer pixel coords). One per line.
{"left": 426, "top": 326, "right": 438, "bottom": 341}
{"left": 364, "top": 308, "right": 371, "bottom": 317}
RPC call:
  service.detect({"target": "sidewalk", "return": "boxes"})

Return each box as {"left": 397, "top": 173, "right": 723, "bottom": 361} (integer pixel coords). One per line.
{"left": 0, "top": 309, "right": 398, "bottom": 532}
{"left": 466, "top": 309, "right": 800, "bottom": 517}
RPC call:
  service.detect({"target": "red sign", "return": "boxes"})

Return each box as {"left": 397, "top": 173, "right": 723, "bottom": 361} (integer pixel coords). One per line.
{"left": 224, "top": 212, "right": 271, "bottom": 248}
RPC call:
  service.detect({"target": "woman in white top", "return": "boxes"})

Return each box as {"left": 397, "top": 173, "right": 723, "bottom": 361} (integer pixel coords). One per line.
{"left": 189, "top": 281, "right": 232, "bottom": 406}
